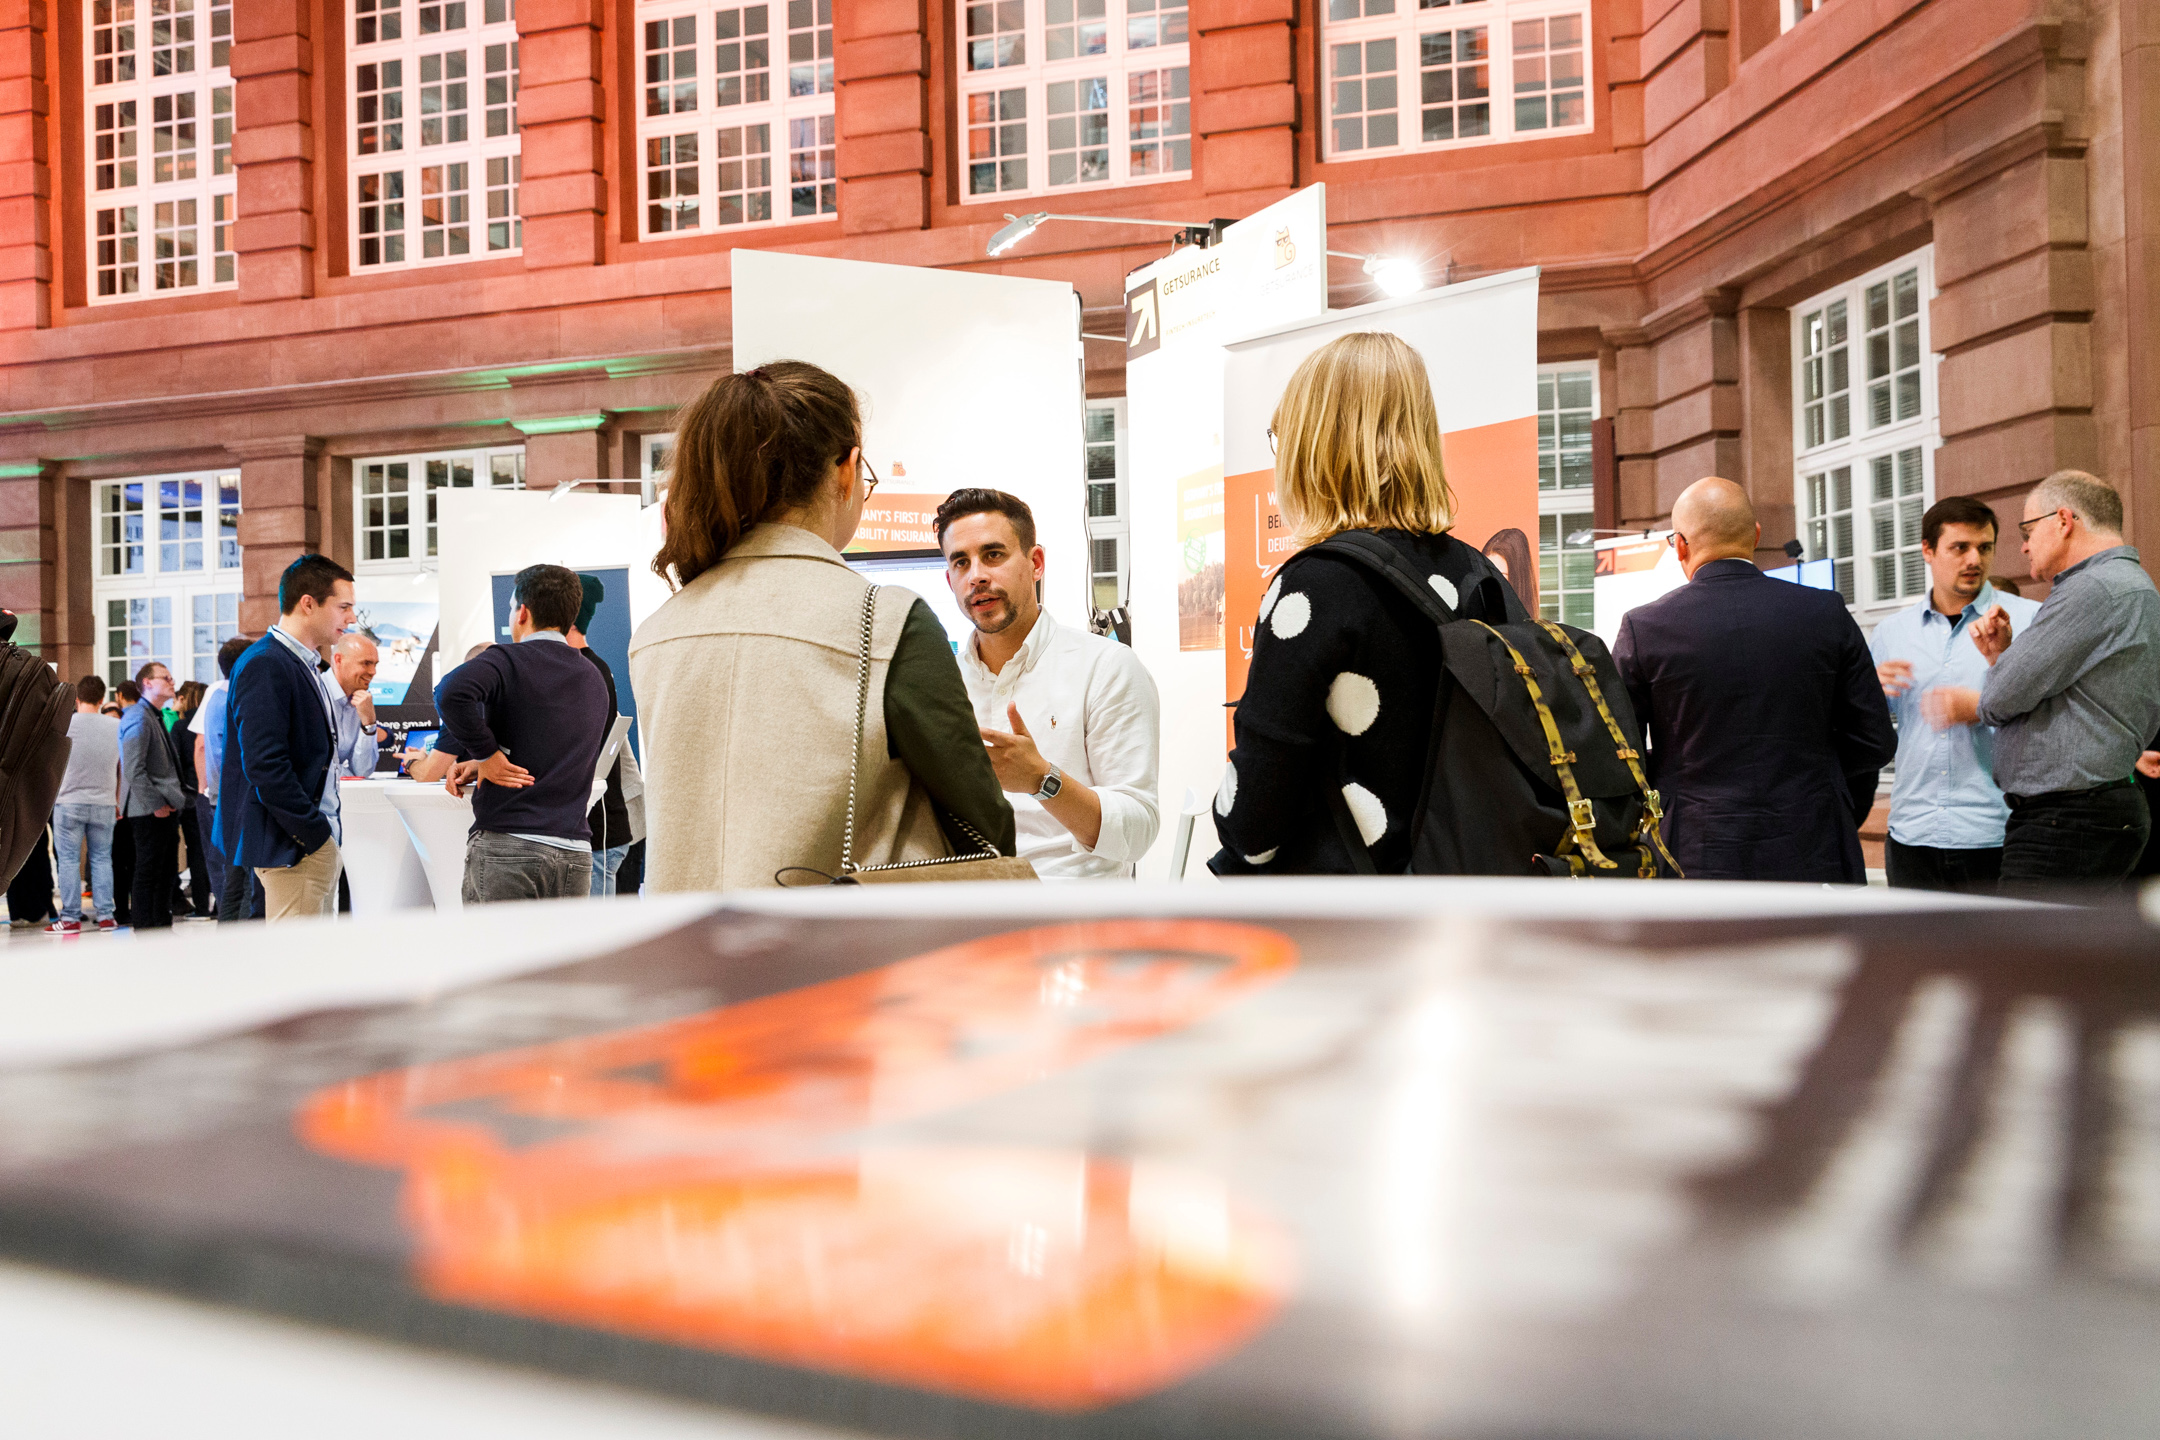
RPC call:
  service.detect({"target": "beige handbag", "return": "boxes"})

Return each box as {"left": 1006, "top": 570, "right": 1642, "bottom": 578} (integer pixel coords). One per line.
{"left": 829, "top": 585, "right": 1038, "bottom": 885}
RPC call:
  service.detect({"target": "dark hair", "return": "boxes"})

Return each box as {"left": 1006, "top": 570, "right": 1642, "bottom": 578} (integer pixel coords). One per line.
{"left": 655, "top": 360, "right": 862, "bottom": 588}
{"left": 1480, "top": 527, "right": 1537, "bottom": 613}
{"left": 75, "top": 674, "right": 106, "bottom": 705}
{"left": 134, "top": 660, "right": 169, "bottom": 685}
{"left": 512, "top": 563, "right": 584, "bottom": 633}
{"left": 934, "top": 488, "right": 1037, "bottom": 552}
{"left": 576, "top": 573, "right": 604, "bottom": 633}
{"left": 1921, "top": 495, "right": 1999, "bottom": 549}
{"left": 176, "top": 679, "right": 207, "bottom": 718}
{"left": 217, "top": 633, "right": 252, "bottom": 678}
{"left": 279, "top": 553, "right": 355, "bottom": 615}
{"left": 116, "top": 680, "right": 141, "bottom": 705}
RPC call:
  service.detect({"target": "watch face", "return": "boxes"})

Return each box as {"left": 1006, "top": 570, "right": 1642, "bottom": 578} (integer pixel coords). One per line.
{"left": 1039, "top": 771, "right": 1062, "bottom": 799}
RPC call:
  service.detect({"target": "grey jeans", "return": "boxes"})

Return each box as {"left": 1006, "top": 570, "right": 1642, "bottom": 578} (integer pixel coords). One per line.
{"left": 461, "top": 831, "right": 593, "bottom": 904}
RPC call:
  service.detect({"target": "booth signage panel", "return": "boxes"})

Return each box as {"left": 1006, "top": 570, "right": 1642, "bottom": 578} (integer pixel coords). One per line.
{"left": 1221, "top": 268, "right": 1544, "bottom": 712}
{"left": 1591, "top": 531, "right": 1682, "bottom": 646}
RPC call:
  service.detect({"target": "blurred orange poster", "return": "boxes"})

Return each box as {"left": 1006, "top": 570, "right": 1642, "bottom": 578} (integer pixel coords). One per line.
{"left": 1224, "top": 414, "right": 1538, "bottom": 724}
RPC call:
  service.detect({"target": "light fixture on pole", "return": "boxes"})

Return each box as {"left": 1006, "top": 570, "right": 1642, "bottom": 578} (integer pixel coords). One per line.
{"left": 1565, "top": 526, "right": 1656, "bottom": 547}
{"left": 548, "top": 478, "right": 605, "bottom": 503}
{"left": 1326, "top": 249, "right": 1430, "bottom": 298}
{"left": 986, "top": 211, "right": 1232, "bottom": 257}
{"left": 409, "top": 562, "right": 436, "bottom": 588}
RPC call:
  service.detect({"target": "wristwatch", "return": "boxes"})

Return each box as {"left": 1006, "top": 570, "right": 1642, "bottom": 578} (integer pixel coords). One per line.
{"left": 1033, "top": 764, "right": 1063, "bottom": 802}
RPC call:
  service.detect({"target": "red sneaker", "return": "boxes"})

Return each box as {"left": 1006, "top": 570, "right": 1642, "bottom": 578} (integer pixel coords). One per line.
{"left": 95, "top": 919, "right": 118, "bottom": 933}
{"left": 43, "top": 919, "right": 80, "bottom": 936}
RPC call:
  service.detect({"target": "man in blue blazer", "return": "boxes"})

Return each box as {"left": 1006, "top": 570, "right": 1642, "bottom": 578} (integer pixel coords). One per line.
{"left": 1613, "top": 478, "right": 1895, "bottom": 883}
{"left": 214, "top": 553, "right": 357, "bottom": 921}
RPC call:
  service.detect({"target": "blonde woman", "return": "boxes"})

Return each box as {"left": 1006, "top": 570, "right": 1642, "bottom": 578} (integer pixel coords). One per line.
{"left": 1211, "top": 331, "right": 1524, "bottom": 875}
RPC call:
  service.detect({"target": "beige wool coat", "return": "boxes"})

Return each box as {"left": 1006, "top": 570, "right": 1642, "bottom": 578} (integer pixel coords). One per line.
{"left": 628, "top": 523, "right": 950, "bottom": 891}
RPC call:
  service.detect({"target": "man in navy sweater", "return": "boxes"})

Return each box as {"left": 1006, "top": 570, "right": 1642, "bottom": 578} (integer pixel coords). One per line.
{"left": 435, "top": 563, "right": 612, "bottom": 903}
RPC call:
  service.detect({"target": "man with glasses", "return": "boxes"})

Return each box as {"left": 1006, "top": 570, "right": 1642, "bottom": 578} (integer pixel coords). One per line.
{"left": 1923, "top": 470, "right": 2160, "bottom": 893}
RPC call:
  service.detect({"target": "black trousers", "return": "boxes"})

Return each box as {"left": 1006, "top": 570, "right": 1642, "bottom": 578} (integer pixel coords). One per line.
{"left": 177, "top": 802, "right": 213, "bottom": 916}
{"left": 6, "top": 823, "right": 55, "bottom": 923}
{"left": 111, "top": 814, "right": 135, "bottom": 924}
{"left": 2001, "top": 784, "right": 2151, "bottom": 898}
{"left": 217, "top": 840, "right": 264, "bottom": 922}
{"left": 1884, "top": 837, "right": 2003, "bottom": 895}
{"left": 126, "top": 813, "right": 181, "bottom": 930}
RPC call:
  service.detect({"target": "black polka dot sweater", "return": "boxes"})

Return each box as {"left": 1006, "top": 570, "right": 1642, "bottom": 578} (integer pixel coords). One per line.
{"left": 1209, "top": 528, "right": 1514, "bottom": 875}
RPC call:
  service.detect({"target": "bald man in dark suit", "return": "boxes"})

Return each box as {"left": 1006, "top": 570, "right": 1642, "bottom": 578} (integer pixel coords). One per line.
{"left": 1612, "top": 478, "right": 1896, "bottom": 883}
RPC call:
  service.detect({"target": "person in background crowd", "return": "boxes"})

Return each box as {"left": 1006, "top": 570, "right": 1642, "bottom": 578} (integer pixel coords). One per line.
{"left": 106, "top": 677, "right": 139, "bottom": 922}
{"left": 218, "top": 555, "right": 355, "bottom": 922}
{"left": 434, "top": 564, "right": 612, "bottom": 903}
{"left": 631, "top": 360, "right": 1013, "bottom": 889}
{"left": 1926, "top": 470, "right": 2160, "bottom": 893}
{"left": 197, "top": 635, "right": 259, "bottom": 922}
{"left": 1212, "top": 332, "right": 1517, "bottom": 875}
{"left": 1480, "top": 527, "right": 1538, "bottom": 616}
{"left": 44, "top": 675, "right": 121, "bottom": 935}
{"left": 1614, "top": 477, "right": 1894, "bottom": 883}
{"left": 118, "top": 661, "right": 187, "bottom": 929}
{"left": 170, "top": 679, "right": 212, "bottom": 918}
{"left": 567, "top": 574, "right": 632, "bottom": 894}
{"left": 1869, "top": 496, "right": 2041, "bottom": 893}
{"left": 326, "top": 632, "right": 386, "bottom": 779}
{"left": 616, "top": 742, "right": 647, "bottom": 896}
{"left": 938, "top": 488, "right": 1160, "bottom": 880}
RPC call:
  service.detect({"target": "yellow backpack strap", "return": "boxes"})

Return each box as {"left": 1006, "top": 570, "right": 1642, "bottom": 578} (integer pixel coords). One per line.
{"left": 1534, "top": 620, "right": 1686, "bottom": 879}
{"left": 1468, "top": 620, "right": 1617, "bottom": 870}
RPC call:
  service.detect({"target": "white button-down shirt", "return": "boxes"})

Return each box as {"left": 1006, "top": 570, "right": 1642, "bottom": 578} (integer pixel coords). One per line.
{"left": 957, "top": 608, "right": 1160, "bottom": 880}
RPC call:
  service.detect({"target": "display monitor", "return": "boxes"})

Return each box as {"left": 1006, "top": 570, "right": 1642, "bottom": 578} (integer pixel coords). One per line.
{"left": 846, "top": 549, "right": 974, "bottom": 653}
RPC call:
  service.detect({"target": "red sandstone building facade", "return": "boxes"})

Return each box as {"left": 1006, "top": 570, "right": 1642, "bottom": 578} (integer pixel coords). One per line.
{"left": 0, "top": 0, "right": 2151, "bottom": 687}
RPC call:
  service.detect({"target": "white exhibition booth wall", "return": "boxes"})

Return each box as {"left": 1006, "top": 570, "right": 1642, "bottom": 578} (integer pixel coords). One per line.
{"left": 731, "top": 248, "right": 1090, "bottom": 625}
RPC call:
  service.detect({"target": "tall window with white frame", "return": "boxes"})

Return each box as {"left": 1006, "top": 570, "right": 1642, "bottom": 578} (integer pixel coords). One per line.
{"left": 355, "top": 446, "right": 525, "bottom": 569}
{"left": 1323, "top": 0, "right": 1591, "bottom": 162}
{"left": 85, "top": 0, "right": 238, "bottom": 301}
{"left": 1534, "top": 364, "right": 1596, "bottom": 627}
{"left": 634, "top": 0, "right": 837, "bottom": 240}
{"left": 351, "top": 0, "right": 522, "bottom": 273}
{"left": 1791, "top": 249, "right": 1937, "bottom": 613}
{"left": 93, "top": 471, "right": 242, "bottom": 685}
{"left": 957, "top": 0, "right": 1190, "bottom": 201}
{"left": 1083, "top": 400, "right": 1128, "bottom": 611}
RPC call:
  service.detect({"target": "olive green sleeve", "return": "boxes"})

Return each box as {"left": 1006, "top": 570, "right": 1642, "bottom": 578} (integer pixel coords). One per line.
{"left": 883, "top": 598, "right": 1018, "bottom": 855}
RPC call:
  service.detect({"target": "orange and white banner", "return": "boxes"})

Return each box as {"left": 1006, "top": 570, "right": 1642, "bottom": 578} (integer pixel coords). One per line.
{"left": 1221, "top": 268, "right": 1543, "bottom": 711}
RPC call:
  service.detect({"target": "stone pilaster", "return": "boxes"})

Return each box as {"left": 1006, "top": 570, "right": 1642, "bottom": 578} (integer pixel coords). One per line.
{"left": 514, "top": 415, "right": 613, "bottom": 490}
{"left": 1603, "top": 325, "right": 1657, "bottom": 526}
{"left": 1192, "top": 0, "right": 1294, "bottom": 201}
{"left": 0, "top": 0, "right": 50, "bottom": 329}
{"left": 230, "top": 0, "right": 316, "bottom": 300}
{"left": 0, "top": 459, "right": 53, "bottom": 656}
{"left": 227, "top": 436, "right": 322, "bottom": 634}
{"left": 1642, "top": 288, "right": 1743, "bottom": 524}
{"left": 519, "top": 0, "right": 605, "bottom": 266}
{"left": 1640, "top": 0, "right": 1729, "bottom": 143}
{"left": 835, "top": 0, "right": 928, "bottom": 235}
{"left": 2117, "top": 2, "right": 2160, "bottom": 557}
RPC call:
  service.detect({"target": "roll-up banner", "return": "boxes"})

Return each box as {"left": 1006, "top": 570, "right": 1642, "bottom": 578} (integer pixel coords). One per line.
{"left": 1221, "top": 268, "right": 1543, "bottom": 715}
{"left": 1124, "top": 184, "right": 1328, "bottom": 878}
{"left": 731, "top": 249, "right": 1088, "bottom": 622}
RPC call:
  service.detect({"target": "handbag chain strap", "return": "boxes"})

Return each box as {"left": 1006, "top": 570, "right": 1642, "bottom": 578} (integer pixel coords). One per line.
{"left": 839, "top": 584, "right": 1001, "bottom": 876}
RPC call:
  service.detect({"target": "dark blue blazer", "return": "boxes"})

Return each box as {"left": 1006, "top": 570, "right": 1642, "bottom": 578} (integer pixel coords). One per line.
{"left": 1613, "top": 558, "right": 1895, "bottom": 883}
{"left": 213, "top": 631, "right": 336, "bottom": 870}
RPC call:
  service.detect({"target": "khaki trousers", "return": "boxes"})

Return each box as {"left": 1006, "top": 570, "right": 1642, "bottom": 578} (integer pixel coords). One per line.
{"left": 257, "top": 839, "right": 341, "bottom": 921}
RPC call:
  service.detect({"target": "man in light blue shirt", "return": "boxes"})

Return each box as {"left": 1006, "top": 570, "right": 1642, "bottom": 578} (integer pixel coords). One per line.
{"left": 1869, "top": 495, "right": 2039, "bottom": 892}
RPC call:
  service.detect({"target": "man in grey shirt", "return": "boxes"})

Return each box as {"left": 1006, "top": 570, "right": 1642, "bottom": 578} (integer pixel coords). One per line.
{"left": 1926, "top": 470, "right": 2160, "bottom": 893}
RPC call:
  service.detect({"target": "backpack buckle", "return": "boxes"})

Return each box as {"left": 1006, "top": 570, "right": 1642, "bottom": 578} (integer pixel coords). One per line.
{"left": 1643, "top": 788, "right": 1664, "bottom": 820}
{"left": 1568, "top": 797, "right": 1596, "bottom": 834}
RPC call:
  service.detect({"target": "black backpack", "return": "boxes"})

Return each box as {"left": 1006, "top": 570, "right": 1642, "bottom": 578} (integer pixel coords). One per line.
{"left": 0, "top": 613, "right": 75, "bottom": 891}
{"left": 1310, "top": 532, "right": 1682, "bottom": 879}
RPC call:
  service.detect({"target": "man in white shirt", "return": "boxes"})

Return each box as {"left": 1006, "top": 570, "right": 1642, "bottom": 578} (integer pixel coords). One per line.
{"left": 937, "top": 489, "right": 1160, "bottom": 879}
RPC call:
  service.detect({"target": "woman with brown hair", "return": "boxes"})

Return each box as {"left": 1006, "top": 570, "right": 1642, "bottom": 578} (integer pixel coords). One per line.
{"left": 629, "top": 360, "right": 1013, "bottom": 889}
{"left": 1211, "top": 331, "right": 1524, "bottom": 875}
{"left": 170, "top": 678, "right": 214, "bottom": 917}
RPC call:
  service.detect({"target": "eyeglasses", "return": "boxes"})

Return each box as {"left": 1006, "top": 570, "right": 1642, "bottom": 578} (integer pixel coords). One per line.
{"left": 2017, "top": 509, "right": 2063, "bottom": 539}
{"left": 857, "top": 451, "right": 879, "bottom": 497}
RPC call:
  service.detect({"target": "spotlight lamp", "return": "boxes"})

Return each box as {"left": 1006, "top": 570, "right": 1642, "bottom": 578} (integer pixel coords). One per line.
{"left": 1364, "top": 254, "right": 1425, "bottom": 298}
